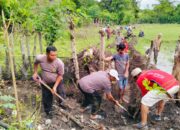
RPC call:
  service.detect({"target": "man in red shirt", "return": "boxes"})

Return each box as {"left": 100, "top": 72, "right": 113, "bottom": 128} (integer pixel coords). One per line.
{"left": 131, "top": 68, "right": 179, "bottom": 129}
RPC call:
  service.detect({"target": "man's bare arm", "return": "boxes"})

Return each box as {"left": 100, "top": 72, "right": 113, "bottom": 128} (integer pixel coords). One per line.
{"left": 104, "top": 56, "right": 113, "bottom": 62}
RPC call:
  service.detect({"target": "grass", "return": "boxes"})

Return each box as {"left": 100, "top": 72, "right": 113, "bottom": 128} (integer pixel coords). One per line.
{"left": 133, "top": 24, "right": 180, "bottom": 55}
{"left": 0, "top": 24, "right": 180, "bottom": 68}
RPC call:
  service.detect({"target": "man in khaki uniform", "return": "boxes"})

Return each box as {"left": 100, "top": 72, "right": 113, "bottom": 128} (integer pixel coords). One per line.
{"left": 153, "top": 33, "right": 162, "bottom": 64}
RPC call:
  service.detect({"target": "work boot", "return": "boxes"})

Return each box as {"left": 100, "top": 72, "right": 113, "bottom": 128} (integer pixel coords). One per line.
{"left": 133, "top": 122, "right": 148, "bottom": 129}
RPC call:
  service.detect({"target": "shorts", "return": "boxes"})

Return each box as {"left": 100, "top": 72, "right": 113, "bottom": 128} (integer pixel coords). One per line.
{"left": 141, "top": 85, "right": 180, "bottom": 107}
{"left": 118, "top": 76, "right": 128, "bottom": 90}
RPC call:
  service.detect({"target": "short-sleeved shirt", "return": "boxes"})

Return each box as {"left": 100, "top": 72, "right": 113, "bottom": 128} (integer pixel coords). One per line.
{"left": 153, "top": 38, "right": 162, "bottom": 50}
{"left": 34, "top": 54, "right": 64, "bottom": 84}
{"left": 136, "top": 70, "right": 179, "bottom": 96}
{"left": 116, "top": 36, "right": 124, "bottom": 45}
{"left": 113, "top": 53, "right": 129, "bottom": 76}
{"left": 78, "top": 71, "right": 112, "bottom": 94}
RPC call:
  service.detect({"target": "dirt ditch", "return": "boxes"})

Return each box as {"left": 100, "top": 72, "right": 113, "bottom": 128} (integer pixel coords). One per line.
{"left": 0, "top": 43, "right": 180, "bottom": 130}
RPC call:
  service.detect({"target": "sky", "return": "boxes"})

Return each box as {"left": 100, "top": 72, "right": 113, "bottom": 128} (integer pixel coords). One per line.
{"left": 139, "top": 0, "right": 180, "bottom": 9}
{"left": 97, "top": 0, "right": 180, "bottom": 9}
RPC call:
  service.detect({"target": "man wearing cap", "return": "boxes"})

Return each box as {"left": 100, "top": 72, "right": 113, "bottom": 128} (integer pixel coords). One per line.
{"left": 131, "top": 68, "right": 180, "bottom": 129}
{"left": 78, "top": 69, "right": 120, "bottom": 120}
{"left": 104, "top": 43, "right": 129, "bottom": 103}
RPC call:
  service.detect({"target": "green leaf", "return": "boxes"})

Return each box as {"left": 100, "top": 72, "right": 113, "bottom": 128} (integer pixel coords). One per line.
{"left": 0, "top": 95, "right": 15, "bottom": 102}
{"left": 0, "top": 103, "right": 16, "bottom": 109}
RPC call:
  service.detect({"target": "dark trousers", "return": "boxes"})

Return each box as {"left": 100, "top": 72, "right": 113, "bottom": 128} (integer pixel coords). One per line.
{"left": 154, "top": 49, "right": 159, "bottom": 64}
{"left": 42, "top": 81, "right": 65, "bottom": 114}
{"left": 78, "top": 84, "right": 102, "bottom": 115}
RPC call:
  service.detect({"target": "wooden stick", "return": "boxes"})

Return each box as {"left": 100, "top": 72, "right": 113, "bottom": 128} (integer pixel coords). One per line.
{"left": 39, "top": 80, "right": 65, "bottom": 102}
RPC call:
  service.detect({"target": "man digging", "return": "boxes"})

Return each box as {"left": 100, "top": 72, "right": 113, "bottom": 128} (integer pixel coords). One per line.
{"left": 32, "top": 46, "right": 66, "bottom": 119}
{"left": 131, "top": 68, "right": 180, "bottom": 129}
{"left": 78, "top": 69, "right": 121, "bottom": 120}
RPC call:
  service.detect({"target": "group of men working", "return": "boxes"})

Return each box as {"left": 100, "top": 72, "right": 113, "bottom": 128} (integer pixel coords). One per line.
{"left": 32, "top": 34, "right": 179, "bottom": 129}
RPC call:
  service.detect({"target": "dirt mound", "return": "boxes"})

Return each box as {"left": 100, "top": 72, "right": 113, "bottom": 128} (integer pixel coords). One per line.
{"left": 64, "top": 47, "right": 112, "bottom": 81}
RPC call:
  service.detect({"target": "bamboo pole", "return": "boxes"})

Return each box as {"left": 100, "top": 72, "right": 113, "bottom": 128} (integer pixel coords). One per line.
{"left": 2, "top": 10, "right": 21, "bottom": 123}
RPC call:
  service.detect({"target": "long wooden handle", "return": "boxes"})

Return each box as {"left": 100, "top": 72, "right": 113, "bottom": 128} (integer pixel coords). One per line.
{"left": 39, "top": 80, "right": 65, "bottom": 102}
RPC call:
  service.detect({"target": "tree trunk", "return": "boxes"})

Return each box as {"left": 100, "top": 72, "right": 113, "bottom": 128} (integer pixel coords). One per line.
{"left": 2, "top": 10, "right": 21, "bottom": 123}
{"left": 0, "top": 65, "right": 2, "bottom": 80}
{"left": 33, "top": 34, "right": 37, "bottom": 60}
{"left": 172, "top": 39, "right": 180, "bottom": 101}
{"left": 38, "top": 32, "right": 43, "bottom": 54}
{"left": 9, "top": 33, "right": 18, "bottom": 77}
{"left": 69, "top": 20, "right": 80, "bottom": 81}
{"left": 20, "top": 35, "right": 26, "bottom": 67}
{"left": 99, "top": 29, "right": 105, "bottom": 70}
{"left": 20, "top": 35, "right": 28, "bottom": 79}
{"left": 146, "top": 40, "right": 155, "bottom": 69}
{"left": 3, "top": 50, "right": 11, "bottom": 79}
{"left": 26, "top": 35, "right": 33, "bottom": 73}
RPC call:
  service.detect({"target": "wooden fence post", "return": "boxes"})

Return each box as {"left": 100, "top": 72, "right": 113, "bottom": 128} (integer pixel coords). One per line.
{"left": 99, "top": 29, "right": 105, "bottom": 70}
{"left": 69, "top": 19, "right": 80, "bottom": 81}
{"left": 172, "top": 38, "right": 180, "bottom": 102}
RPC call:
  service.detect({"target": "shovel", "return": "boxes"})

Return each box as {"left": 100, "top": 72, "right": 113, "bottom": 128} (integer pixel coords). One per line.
{"left": 116, "top": 103, "right": 134, "bottom": 119}
{"left": 34, "top": 76, "right": 72, "bottom": 109}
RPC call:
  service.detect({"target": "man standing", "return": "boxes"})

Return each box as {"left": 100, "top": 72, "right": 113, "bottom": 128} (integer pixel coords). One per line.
{"left": 32, "top": 46, "right": 65, "bottom": 118}
{"left": 115, "top": 31, "right": 124, "bottom": 45}
{"left": 153, "top": 33, "right": 162, "bottom": 64}
{"left": 131, "top": 68, "right": 179, "bottom": 129}
{"left": 104, "top": 44, "right": 129, "bottom": 103}
{"left": 106, "top": 25, "right": 111, "bottom": 40}
{"left": 78, "top": 69, "right": 120, "bottom": 120}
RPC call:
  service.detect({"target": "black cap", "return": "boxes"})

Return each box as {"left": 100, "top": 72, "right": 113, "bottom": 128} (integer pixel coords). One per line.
{"left": 117, "top": 43, "right": 126, "bottom": 50}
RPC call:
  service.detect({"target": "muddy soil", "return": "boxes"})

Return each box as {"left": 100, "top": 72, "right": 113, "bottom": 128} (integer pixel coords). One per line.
{"left": 1, "top": 80, "right": 180, "bottom": 130}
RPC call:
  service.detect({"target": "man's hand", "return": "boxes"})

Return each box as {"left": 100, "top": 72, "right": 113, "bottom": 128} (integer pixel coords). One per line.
{"left": 115, "top": 100, "right": 121, "bottom": 107}
{"left": 51, "top": 87, "right": 56, "bottom": 95}
{"left": 32, "top": 73, "right": 40, "bottom": 82}
{"left": 124, "top": 71, "right": 129, "bottom": 78}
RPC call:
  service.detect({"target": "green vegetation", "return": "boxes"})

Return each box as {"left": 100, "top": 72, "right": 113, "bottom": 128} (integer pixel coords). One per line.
{"left": 133, "top": 24, "right": 180, "bottom": 55}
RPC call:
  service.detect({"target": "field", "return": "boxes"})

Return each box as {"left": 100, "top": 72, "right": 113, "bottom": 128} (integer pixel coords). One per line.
{"left": 1, "top": 24, "right": 180, "bottom": 129}
{"left": 1, "top": 24, "right": 180, "bottom": 72}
